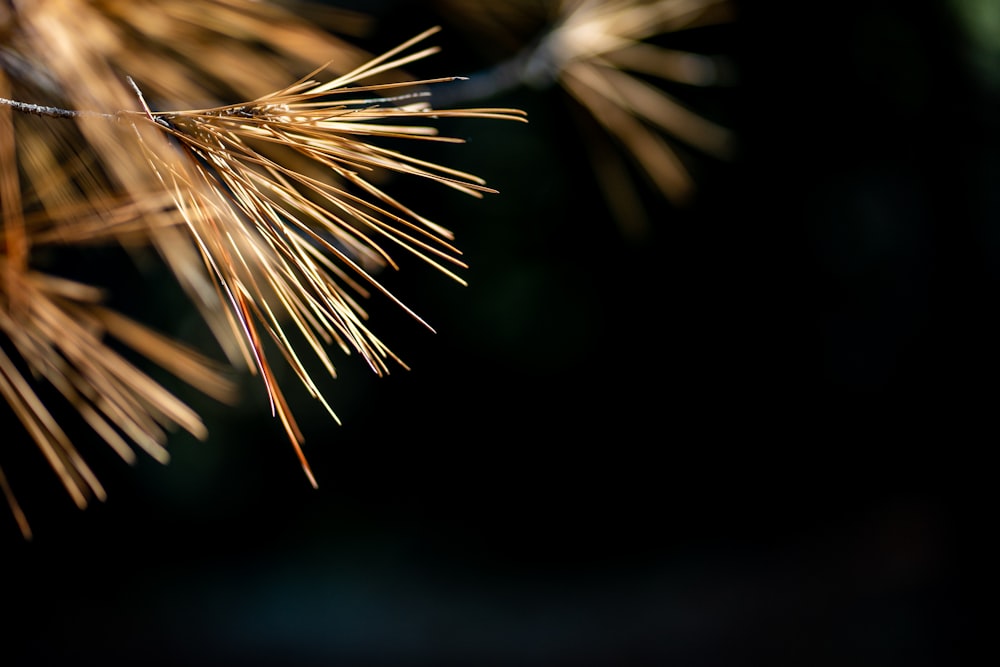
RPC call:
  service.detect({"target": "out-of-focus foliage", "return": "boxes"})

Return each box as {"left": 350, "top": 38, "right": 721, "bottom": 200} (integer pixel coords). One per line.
{"left": 950, "top": 0, "right": 1000, "bottom": 90}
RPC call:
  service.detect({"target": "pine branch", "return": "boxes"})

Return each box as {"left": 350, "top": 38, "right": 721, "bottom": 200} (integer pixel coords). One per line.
{"left": 1, "top": 19, "right": 526, "bottom": 535}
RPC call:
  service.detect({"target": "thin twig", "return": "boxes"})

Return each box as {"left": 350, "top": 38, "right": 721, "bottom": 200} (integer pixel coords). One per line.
{"left": 0, "top": 96, "right": 113, "bottom": 120}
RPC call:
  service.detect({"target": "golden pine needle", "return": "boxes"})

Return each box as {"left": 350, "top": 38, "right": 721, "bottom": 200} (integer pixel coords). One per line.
{"left": 0, "top": 465, "right": 31, "bottom": 540}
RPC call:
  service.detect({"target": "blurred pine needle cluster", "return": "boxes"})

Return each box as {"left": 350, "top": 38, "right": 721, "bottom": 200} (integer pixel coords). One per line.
{"left": 1, "top": 0, "right": 730, "bottom": 537}
{"left": 434, "top": 0, "right": 735, "bottom": 235}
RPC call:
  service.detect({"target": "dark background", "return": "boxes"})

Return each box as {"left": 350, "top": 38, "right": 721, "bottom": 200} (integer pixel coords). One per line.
{"left": 4, "top": 2, "right": 979, "bottom": 665}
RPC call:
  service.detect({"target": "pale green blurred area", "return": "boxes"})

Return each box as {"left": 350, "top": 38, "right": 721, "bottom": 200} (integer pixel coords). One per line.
{"left": 951, "top": 0, "right": 1000, "bottom": 90}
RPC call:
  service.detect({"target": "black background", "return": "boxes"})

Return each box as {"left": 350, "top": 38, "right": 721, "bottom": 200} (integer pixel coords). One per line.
{"left": 4, "top": 2, "right": 977, "bottom": 665}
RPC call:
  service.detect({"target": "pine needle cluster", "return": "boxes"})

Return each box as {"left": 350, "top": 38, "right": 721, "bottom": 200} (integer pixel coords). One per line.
{"left": 1, "top": 2, "right": 525, "bottom": 537}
